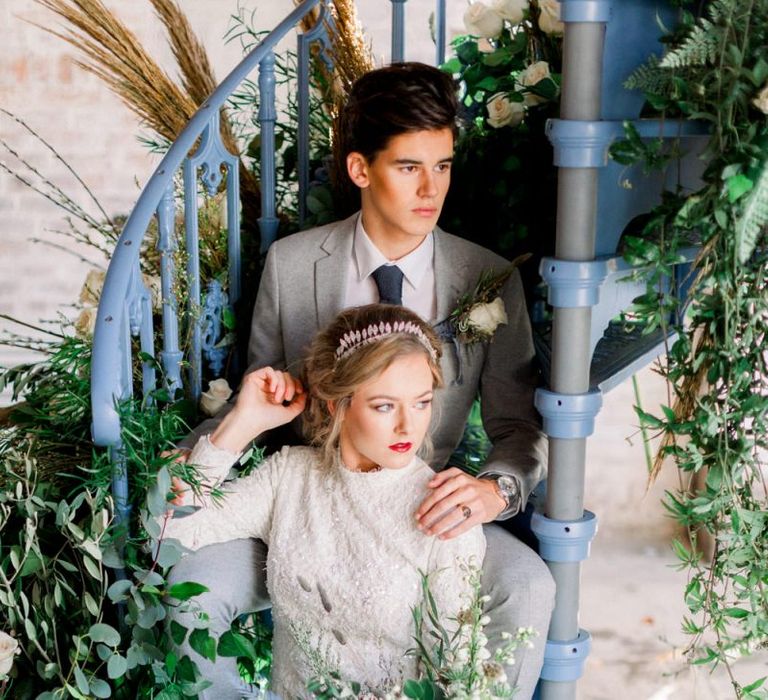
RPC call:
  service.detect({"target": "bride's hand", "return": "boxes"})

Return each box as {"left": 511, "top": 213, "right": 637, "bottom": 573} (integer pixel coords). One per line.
{"left": 211, "top": 367, "right": 306, "bottom": 452}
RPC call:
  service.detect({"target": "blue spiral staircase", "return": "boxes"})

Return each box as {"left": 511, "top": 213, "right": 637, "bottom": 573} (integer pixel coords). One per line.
{"left": 90, "top": 1, "right": 705, "bottom": 696}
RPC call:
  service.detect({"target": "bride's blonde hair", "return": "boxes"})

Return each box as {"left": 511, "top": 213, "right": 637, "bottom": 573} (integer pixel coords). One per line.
{"left": 303, "top": 303, "right": 443, "bottom": 469}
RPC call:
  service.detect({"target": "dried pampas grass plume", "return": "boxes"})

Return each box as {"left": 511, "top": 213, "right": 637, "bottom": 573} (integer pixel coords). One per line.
{"left": 31, "top": 0, "right": 259, "bottom": 208}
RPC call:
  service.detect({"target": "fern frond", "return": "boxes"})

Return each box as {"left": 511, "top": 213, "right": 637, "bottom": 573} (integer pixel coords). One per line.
{"left": 625, "top": 55, "right": 671, "bottom": 93}
{"left": 660, "top": 19, "right": 718, "bottom": 69}
{"left": 735, "top": 162, "right": 768, "bottom": 264}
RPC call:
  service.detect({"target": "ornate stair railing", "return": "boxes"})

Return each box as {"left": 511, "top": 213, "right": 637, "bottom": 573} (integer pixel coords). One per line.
{"left": 89, "top": 0, "right": 451, "bottom": 559}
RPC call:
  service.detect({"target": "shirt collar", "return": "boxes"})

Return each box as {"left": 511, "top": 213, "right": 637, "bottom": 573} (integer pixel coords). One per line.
{"left": 352, "top": 215, "right": 434, "bottom": 290}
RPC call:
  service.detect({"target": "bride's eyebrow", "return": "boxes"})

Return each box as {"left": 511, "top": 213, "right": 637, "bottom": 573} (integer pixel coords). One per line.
{"left": 367, "top": 390, "right": 433, "bottom": 401}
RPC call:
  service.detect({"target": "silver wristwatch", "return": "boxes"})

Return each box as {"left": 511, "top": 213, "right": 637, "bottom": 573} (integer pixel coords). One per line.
{"left": 482, "top": 474, "right": 521, "bottom": 515}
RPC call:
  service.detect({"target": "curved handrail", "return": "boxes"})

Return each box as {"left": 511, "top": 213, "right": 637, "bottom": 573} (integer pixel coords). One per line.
{"left": 91, "top": 0, "right": 324, "bottom": 446}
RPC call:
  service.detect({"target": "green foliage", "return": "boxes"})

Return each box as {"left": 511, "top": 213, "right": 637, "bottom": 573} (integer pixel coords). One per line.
{"left": 616, "top": 1, "right": 768, "bottom": 693}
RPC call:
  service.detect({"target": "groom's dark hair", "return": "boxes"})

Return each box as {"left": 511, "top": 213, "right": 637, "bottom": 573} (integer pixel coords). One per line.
{"left": 338, "top": 61, "right": 459, "bottom": 163}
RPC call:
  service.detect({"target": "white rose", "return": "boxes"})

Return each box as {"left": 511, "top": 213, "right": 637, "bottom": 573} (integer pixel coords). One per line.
{"left": 74, "top": 307, "right": 98, "bottom": 338}
{"left": 199, "top": 378, "right": 233, "bottom": 416}
{"left": 0, "top": 631, "right": 19, "bottom": 678}
{"left": 78, "top": 269, "right": 106, "bottom": 306}
{"left": 464, "top": 2, "right": 505, "bottom": 38}
{"left": 467, "top": 297, "right": 508, "bottom": 335}
{"left": 538, "top": 0, "right": 564, "bottom": 35}
{"left": 486, "top": 92, "right": 525, "bottom": 128}
{"left": 516, "top": 60, "right": 553, "bottom": 106}
{"left": 491, "top": 0, "right": 528, "bottom": 23}
{"left": 753, "top": 84, "right": 768, "bottom": 114}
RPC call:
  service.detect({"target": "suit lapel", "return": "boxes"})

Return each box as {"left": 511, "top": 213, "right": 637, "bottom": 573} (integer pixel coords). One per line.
{"left": 434, "top": 229, "right": 471, "bottom": 323}
{"left": 314, "top": 214, "right": 356, "bottom": 329}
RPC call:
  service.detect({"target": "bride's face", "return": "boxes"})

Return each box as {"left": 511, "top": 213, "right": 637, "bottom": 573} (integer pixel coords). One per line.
{"left": 339, "top": 352, "right": 434, "bottom": 471}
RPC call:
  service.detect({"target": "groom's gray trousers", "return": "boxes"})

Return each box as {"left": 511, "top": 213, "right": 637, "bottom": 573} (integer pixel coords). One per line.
{"left": 166, "top": 524, "right": 555, "bottom": 700}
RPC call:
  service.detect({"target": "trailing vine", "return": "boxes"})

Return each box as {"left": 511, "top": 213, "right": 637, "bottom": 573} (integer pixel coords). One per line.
{"left": 615, "top": 1, "right": 768, "bottom": 695}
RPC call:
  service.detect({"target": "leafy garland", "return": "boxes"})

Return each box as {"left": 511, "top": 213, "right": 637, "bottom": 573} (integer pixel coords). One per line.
{"left": 614, "top": 0, "right": 768, "bottom": 694}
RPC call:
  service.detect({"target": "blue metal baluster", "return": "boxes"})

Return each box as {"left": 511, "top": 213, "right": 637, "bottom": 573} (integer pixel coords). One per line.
{"left": 258, "top": 51, "right": 280, "bottom": 252}
{"left": 128, "top": 262, "right": 157, "bottom": 404}
{"left": 157, "top": 186, "right": 183, "bottom": 395}
{"left": 183, "top": 151, "right": 203, "bottom": 402}
{"left": 225, "top": 161, "right": 241, "bottom": 309}
{"left": 391, "top": 0, "right": 407, "bottom": 62}
{"left": 435, "top": 0, "right": 447, "bottom": 66}
{"left": 201, "top": 279, "right": 229, "bottom": 377}
{"left": 297, "top": 3, "right": 331, "bottom": 226}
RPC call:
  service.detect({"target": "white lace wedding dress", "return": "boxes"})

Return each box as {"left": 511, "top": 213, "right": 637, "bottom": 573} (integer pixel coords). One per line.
{"left": 164, "top": 438, "right": 486, "bottom": 698}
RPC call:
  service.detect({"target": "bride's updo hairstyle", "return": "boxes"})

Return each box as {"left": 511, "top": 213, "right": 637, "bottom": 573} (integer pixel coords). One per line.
{"left": 303, "top": 303, "right": 443, "bottom": 469}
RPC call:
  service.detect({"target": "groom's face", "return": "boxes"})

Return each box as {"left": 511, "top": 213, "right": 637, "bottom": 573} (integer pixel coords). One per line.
{"left": 347, "top": 128, "right": 454, "bottom": 252}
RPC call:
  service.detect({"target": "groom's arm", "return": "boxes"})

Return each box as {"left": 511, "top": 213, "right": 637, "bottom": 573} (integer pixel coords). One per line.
{"left": 477, "top": 267, "right": 547, "bottom": 514}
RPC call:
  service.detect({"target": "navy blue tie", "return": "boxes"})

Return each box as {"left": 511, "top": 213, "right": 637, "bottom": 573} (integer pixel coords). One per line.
{"left": 371, "top": 264, "right": 404, "bottom": 305}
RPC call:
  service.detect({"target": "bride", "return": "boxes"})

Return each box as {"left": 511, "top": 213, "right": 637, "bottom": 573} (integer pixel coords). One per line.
{"left": 163, "top": 303, "right": 486, "bottom": 698}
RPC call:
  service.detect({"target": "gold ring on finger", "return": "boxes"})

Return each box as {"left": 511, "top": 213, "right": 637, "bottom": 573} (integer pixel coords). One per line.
{"left": 460, "top": 504, "right": 471, "bottom": 519}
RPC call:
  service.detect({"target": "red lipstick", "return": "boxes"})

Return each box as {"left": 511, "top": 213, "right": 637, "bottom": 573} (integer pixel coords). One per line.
{"left": 389, "top": 442, "right": 412, "bottom": 453}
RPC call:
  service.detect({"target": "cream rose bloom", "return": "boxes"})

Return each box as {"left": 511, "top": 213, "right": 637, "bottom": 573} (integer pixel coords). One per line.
{"left": 753, "top": 84, "right": 768, "bottom": 114}
{"left": 516, "top": 61, "right": 552, "bottom": 106}
{"left": 464, "top": 2, "right": 504, "bottom": 38}
{"left": 200, "top": 378, "right": 233, "bottom": 417}
{"left": 79, "top": 269, "right": 106, "bottom": 306}
{"left": 467, "top": 297, "right": 508, "bottom": 335}
{"left": 486, "top": 92, "right": 525, "bottom": 128}
{"left": 491, "top": 0, "right": 528, "bottom": 23}
{"left": 538, "top": 0, "right": 564, "bottom": 35}
{"left": 74, "top": 307, "right": 98, "bottom": 338}
{"left": 0, "top": 631, "right": 19, "bottom": 677}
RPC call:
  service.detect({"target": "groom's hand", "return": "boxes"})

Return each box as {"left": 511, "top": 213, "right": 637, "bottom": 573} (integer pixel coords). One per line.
{"left": 415, "top": 468, "right": 506, "bottom": 540}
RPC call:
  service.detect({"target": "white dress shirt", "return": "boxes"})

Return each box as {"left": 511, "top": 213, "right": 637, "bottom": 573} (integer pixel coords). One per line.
{"left": 343, "top": 215, "right": 438, "bottom": 321}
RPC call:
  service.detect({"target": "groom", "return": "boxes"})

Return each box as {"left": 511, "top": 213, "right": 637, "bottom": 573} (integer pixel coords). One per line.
{"left": 173, "top": 62, "right": 554, "bottom": 698}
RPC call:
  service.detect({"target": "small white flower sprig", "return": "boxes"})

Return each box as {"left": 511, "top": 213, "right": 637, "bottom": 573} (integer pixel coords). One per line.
{"left": 403, "top": 558, "right": 536, "bottom": 700}
{"left": 335, "top": 321, "right": 438, "bottom": 363}
{"left": 450, "top": 255, "right": 530, "bottom": 345}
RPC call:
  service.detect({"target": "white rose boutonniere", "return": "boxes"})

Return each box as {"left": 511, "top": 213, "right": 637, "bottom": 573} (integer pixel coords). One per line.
{"left": 486, "top": 92, "right": 525, "bottom": 129}
{"left": 464, "top": 1, "right": 505, "bottom": 38}
{"left": 0, "top": 631, "right": 19, "bottom": 678}
{"left": 200, "top": 378, "right": 233, "bottom": 416}
{"left": 449, "top": 255, "right": 530, "bottom": 345}
{"left": 467, "top": 296, "right": 509, "bottom": 336}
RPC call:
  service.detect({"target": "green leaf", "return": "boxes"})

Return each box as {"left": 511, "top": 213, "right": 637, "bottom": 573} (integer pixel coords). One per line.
{"left": 88, "top": 623, "right": 121, "bottom": 646}
{"left": 89, "top": 678, "right": 112, "bottom": 699}
{"left": 189, "top": 628, "right": 217, "bottom": 662}
{"left": 107, "top": 579, "right": 133, "bottom": 602}
{"left": 726, "top": 173, "right": 754, "bottom": 203}
{"left": 403, "top": 679, "right": 424, "bottom": 699}
{"left": 170, "top": 621, "right": 188, "bottom": 646}
{"left": 723, "top": 607, "right": 749, "bottom": 619}
{"left": 167, "top": 581, "right": 209, "bottom": 601}
{"left": 107, "top": 653, "right": 128, "bottom": 679}
{"left": 222, "top": 307, "right": 236, "bottom": 331}
{"left": 217, "top": 630, "right": 256, "bottom": 660}
{"left": 73, "top": 667, "right": 90, "bottom": 695}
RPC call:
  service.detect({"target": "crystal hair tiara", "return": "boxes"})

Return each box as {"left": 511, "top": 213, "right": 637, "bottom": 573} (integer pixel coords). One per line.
{"left": 335, "top": 321, "right": 437, "bottom": 362}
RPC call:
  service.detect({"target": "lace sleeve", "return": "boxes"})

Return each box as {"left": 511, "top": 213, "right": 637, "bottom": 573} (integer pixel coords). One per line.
{"left": 161, "top": 444, "right": 293, "bottom": 551}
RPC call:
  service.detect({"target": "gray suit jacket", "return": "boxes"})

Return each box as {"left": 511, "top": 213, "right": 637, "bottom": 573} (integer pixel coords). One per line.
{"left": 243, "top": 213, "right": 547, "bottom": 508}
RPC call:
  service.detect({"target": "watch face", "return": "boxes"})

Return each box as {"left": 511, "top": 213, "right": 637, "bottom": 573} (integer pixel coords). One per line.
{"left": 497, "top": 476, "right": 519, "bottom": 497}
